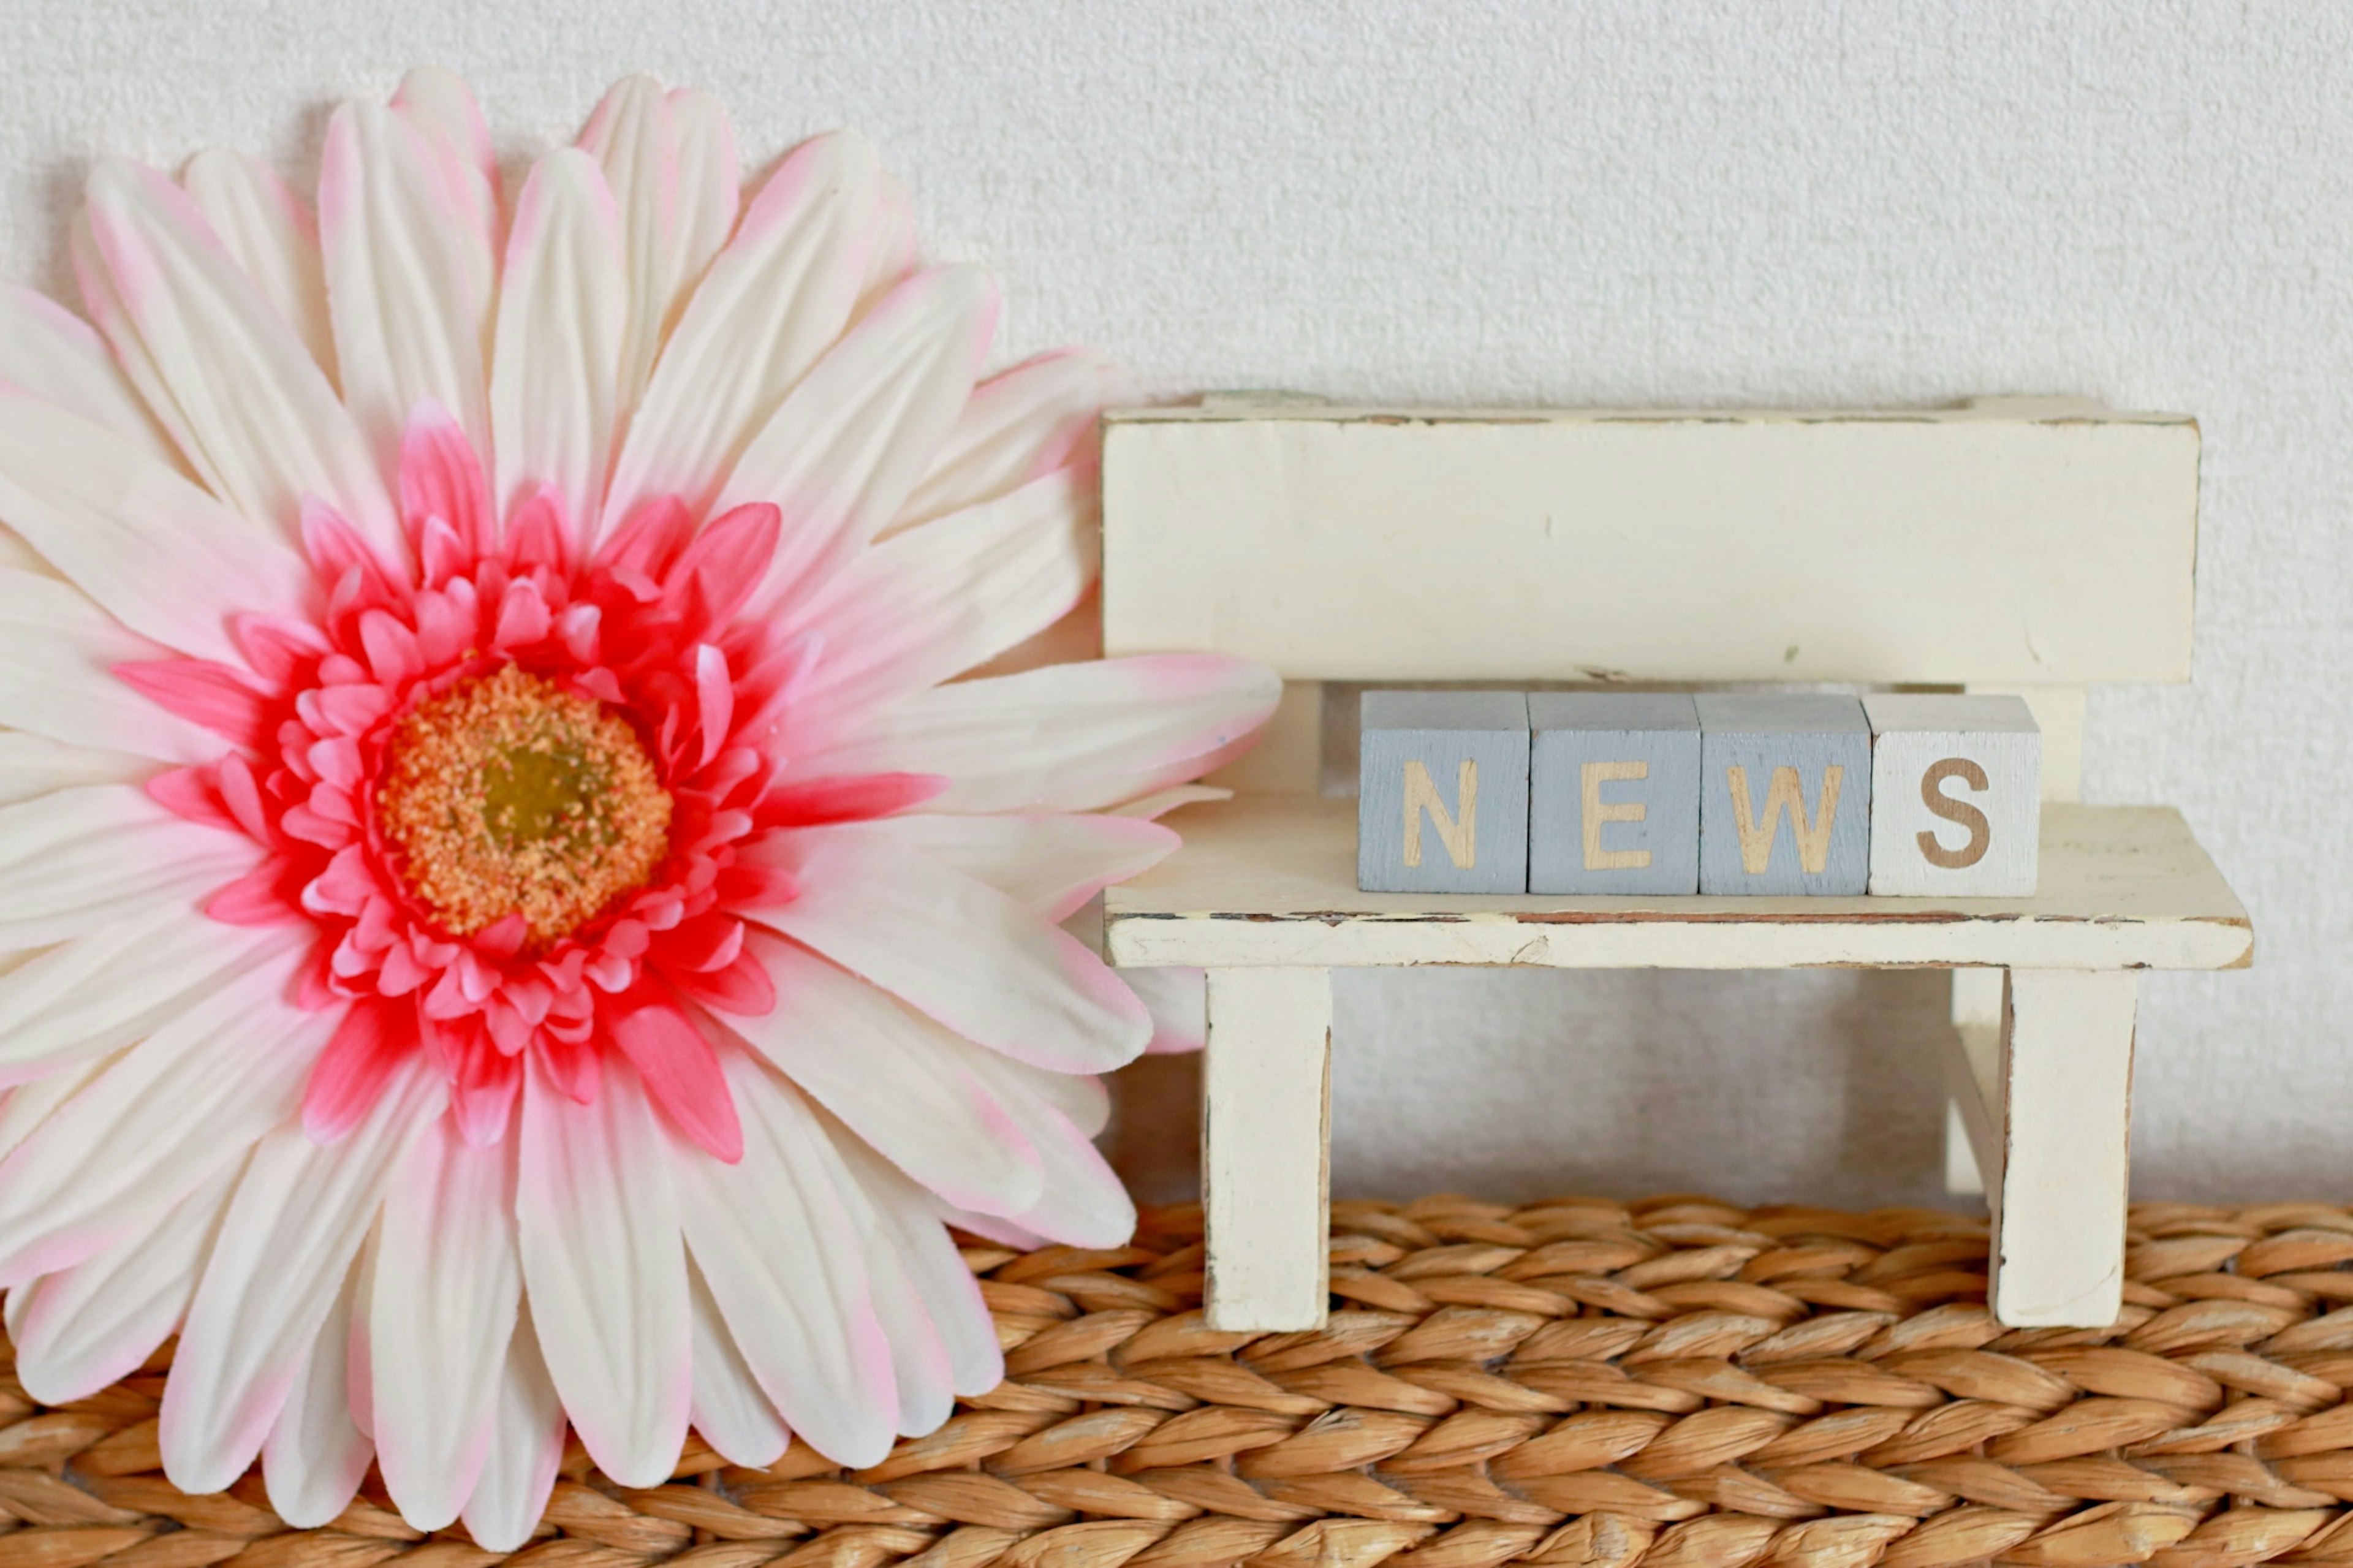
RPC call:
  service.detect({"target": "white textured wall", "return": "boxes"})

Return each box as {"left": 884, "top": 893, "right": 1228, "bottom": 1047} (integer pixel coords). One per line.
{"left": 4, "top": 0, "right": 2347, "bottom": 1208}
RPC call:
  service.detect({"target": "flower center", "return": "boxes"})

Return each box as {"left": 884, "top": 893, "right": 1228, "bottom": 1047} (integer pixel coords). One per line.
{"left": 376, "top": 664, "right": 673, "bottom": 949}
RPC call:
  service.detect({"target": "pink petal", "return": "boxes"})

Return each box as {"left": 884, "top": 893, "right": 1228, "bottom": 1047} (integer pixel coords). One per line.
{"left": 146, "top": 765, "right": 238, "bottom": 831}
{"left": 664, "top": 501, "right": 780, "bottom": 635}
{"left": 538, "top": 1036, "right": 601, "bottom": 1105}
{"left": 594, "top": 494, "right": 695, "bottom": 583}
{"left": 665, "top": 949, "right": 775, "bottom": 1017}
{"left": 206, "top": 863, "right": 301, "bottom": 926}
{"left": 503, "top": 485, "right": 574, "bottom": 571}
{"left": 692, "top": 644, "right": 733, "bottom": 770}
{"left": 607, "top": 1002, "right": 742, "bottom": 1163}
{"left": 492, "top": 579, "right": 553, "bottom": 650}
{"left": 755, "top": 772, "right": 947, "bottom": 830}
{"left": 113, "top": 659, "right": 275, "bottom": 748}
{"left": 398, "top": 402, "right": 496, "bottom": 556}
{"left": 303, "top": 999, "right": 416, "bottom": 1144}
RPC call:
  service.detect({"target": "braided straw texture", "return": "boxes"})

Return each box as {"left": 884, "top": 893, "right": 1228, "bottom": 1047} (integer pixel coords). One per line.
{"left": 17, "top": 1199, "right": 2353, "bottom": 1568}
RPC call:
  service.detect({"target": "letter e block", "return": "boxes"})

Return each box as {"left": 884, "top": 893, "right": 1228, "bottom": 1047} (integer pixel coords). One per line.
{"left": 1862, "top": 694, "right": 2041, "bottom": 896}
{"left": 1697, "top": 694, "right": 1871, "bottom": 895}
{"left": 1357, "top": 691, "right": 1529, "bottom": 894}
{"left": 1528, "top": 693, "right": 1700, "bottom": 895}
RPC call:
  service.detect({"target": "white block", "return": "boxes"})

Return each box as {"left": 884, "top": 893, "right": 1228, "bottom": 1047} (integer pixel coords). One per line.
{"left": 1865, "top": 694, "right": 2042, "bottom": 896}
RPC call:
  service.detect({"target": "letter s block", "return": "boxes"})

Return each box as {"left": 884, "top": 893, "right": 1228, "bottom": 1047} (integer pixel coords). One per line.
{"left": 1528, "top": 693, "right": 1700, "bottom": 895}
{"left": 1697, "top": 694, "right": 1871, "bottom": 895}
{"left": 1863, "top": 694, "right": 2041, "bottom": 896}
{"left": 1357, "top": 691, "right": 1530, "bottom": 893}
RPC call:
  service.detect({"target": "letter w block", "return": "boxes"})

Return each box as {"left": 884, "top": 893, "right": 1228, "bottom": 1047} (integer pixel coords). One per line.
{"left": 1697, "top": 694, "right": 1871, "bottom": 895}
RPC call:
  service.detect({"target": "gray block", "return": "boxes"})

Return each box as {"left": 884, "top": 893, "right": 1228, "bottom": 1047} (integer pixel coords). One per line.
{"left": 1528, "top": 693, "right": 1700, "bottom": 895}
{"left": 1357, "top": 691, "right": 1529, "bottom": 893}
{"left": 1697, "top": 694, "right": 1871, "bottom": 895}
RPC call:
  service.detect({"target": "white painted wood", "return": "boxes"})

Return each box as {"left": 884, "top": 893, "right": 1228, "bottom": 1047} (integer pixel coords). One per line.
{"left": 1990, "top": 969, "right": 2139, "bottom": 1327}
{"left": 1202, "top": 967, "right": 1332, "bottom": 1331}
{"left": 1944, "top": 1097, "right": 1985, "bottom": 1195}
{"left": 1107, "top": 798, "right": 2252, "bottom": 971}
{"left": 1865, "top": 694, "right": 2042, "bottom": 896}
{"left": 1944, "top": 967, "right": 2007, "bottom": 1195}
{"left": 1101, "top": 403, "right": 2199, "bottom": 685}
{"left": 1941, "top": 1007, "right": 2002, "bottom": 1198}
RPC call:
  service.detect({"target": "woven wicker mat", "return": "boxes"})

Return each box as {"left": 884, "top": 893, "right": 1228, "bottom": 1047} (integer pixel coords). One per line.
{"left": 13, "top": 1197, "right": 2353, "bottom": 1568}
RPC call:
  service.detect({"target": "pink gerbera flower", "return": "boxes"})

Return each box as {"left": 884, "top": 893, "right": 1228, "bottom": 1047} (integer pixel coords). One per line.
{"left": 0, "top": 70, "right": 1271, "bottom": 1544}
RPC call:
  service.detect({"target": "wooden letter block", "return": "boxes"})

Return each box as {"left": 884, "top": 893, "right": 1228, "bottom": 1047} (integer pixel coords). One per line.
{"left": 1697, "top": 694, "right": 1871, "bottom": 895}
{"left": 1528, "top": 693, "right": 1700, "bottom": 895}
{"left": 1863, "top": 694, "right": 2042, "bottom": 896}
{"left": 1357, "top": 691, "right": 1529, "bottom": 893}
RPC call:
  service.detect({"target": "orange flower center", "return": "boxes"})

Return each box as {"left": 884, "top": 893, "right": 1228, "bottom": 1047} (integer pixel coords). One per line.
{"left": 377, "top": 665, "right": 672, "bottom": 949}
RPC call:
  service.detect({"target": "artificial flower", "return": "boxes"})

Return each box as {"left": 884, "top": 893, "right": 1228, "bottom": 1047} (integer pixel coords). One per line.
{"left": 0, "top": 70, "right": 1273, "bottom": 1544}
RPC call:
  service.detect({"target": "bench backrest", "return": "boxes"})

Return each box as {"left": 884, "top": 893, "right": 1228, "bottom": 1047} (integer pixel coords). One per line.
{"left": 1098, "top": 396, "right": 2199, "bottom": 798}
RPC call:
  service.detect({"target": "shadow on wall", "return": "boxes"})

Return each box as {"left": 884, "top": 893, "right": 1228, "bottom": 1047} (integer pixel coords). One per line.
{"left": 1105, "top": 968, "right": 1959, "bottom": 1211}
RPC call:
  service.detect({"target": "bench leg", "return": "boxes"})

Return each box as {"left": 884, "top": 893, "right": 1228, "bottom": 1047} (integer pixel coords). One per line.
{"left": 1202, "top": 967, "right": 1332, "bottom": 1331}
{"left": 1987, "top": 968, "right": 2139, "bottom": 1327}
{"left": 1942, "top": 969, "right": 2005, "bottom": 1196}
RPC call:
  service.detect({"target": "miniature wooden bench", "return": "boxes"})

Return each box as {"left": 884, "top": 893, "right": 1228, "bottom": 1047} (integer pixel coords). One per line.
{"left": 1096, "top": 396, "right": 2251, "bottom": 1333}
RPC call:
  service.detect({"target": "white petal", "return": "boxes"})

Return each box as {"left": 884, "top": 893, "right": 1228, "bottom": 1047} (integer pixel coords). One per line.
{"left": 0, "top": 942, "right": 309, "bottom": 1286}
{"left": 0, "top": 732, "right": 148, "bottom": 806}
{"left": 13, "top": 1161, "right": 240, "bottom": 1405}
{"left": 854, "top": 172, "right": 918, "bottom": 320}
{"left": 747, "top": 824, "right": 1150, "bottom": 1075}
{"left": 678, "top": 1052, "right": 895, "bottom": 1466}
{"left": 809, "top": 1126, "right": 955, "bottom": 1436}
{"left": 825, "top": 1131, "right": 1002, "bottom": 1398}
{"left": 806, "top": 655, "right": 1281, "bottom": 815}
{"left": 369, "top": 1116, "right": 521, "bottom": 1531}
{"left": 0, "top": 905, "right": 281, "bottom": 1086}
{"left": 390, "top": 68, "right": 501, "bottom": 289}
{"left": 181, "top": 151, "right": 336, "bottom": 379}
{"left": 0, "top": 569, "right": 229, "bottom": 762}
{"left": 161, "top": 1056, "right": 441, "bottom": 1492}
{"left": 0, "top": 1047, "right": 124, "bottom": 1164}
{"left": 1121, "top": 965, "right": 1208, "bottom": 1056}
{"left": 319, "top": 102, "right": 493, "bottom": 473}
{"left": 791, "top": 467, "right": 1097, "bottom": 724}
{"left": 460, "top": 1315, "right": 565, "bottom": 1554}
{"left": 1110, "top": 784, "right": 1232, "bottom": 820}
{"left": 721, "top": 265, "right": 996, "bottom": 610}
{"left": 516, "top": 1051, "right": 688, "bottom": 1487}
{"left": 688, "top": 1259, "right": 790, "bottom": 1468}
{"left": 597, "top": 131, "right": 878, "bottom": 541}
{"left": 949, "top": 1045, "right": 1135, "bottom": 1248}
{"left": 871, "top": 811, "right": 1178, "bottom": 922}
{"left": 898, "top": 349, "right": 1123, "bottom": 528}
{"left": 0, "top": 391, "right": 311, "bottom": 661}
{"left": 0, "top": 285, "right": 175, "bottom": 460}
{"left": 490, "top": 150, "right": 626, "bottom": 534}
{"left": 721, "top": 935, "right": 1044, "bottom": 1218}
{"left": 0, "top": 783, "right": 263, "bottom": 952}
{"left": 77, "top": 157, "right": 398, "bottom": 553}
{"left": 263, "top": 1257, "right": 373, "bottom": 1527}
{"left": 577, "top": 77, "right": 740, "bottom": 411}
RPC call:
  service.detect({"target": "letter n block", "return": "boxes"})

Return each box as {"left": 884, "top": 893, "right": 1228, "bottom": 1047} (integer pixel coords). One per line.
{"left": 1357, "top": 691, "right": 1529, "bottom": 893}
{"left": 1862, "top": 694, "right": 2041, "bottom": 896}
{"left": 1528, "top": 693, "right": 1700, "bottom": 895}
{"left": 1697, "top": 694, "right": 1871, "bottom": 895}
